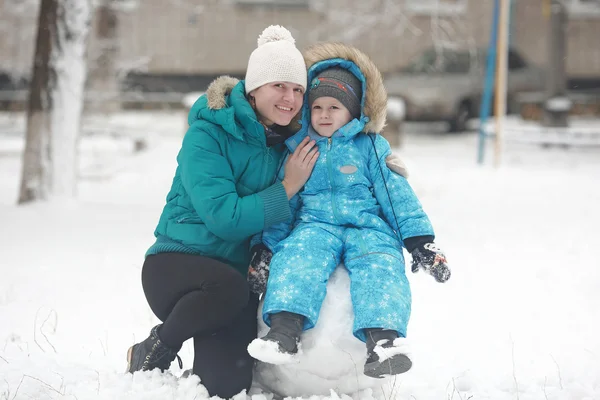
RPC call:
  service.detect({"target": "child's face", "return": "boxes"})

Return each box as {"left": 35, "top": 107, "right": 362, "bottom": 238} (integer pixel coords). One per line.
{"left": 310, "top": 96, "right": 353, "bottom": 138}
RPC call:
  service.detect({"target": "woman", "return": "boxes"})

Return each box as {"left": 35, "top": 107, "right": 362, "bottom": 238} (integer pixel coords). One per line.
{"left": 125, "top": 25, "right": 318, "bottom": 398}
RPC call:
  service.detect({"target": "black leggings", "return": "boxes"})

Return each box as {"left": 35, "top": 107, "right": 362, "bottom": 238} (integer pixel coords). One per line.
{"left": 142, "top": 253, "right": 259, "bottom": 398}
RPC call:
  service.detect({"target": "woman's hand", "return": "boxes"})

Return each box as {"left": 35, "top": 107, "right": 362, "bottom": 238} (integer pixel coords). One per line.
{"left": 282, "top": 137, "right": 319, "bottom": 199}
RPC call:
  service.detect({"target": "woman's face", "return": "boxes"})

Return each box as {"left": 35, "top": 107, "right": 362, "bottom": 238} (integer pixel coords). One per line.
{"left": 250, "top": 82, "right": 304, "bottom": 126}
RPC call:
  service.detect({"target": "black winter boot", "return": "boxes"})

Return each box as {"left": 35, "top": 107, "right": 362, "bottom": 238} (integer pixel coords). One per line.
{"left": 262, "top": 312, "right": 304, "bottom": 354}
{"left": 363, "top": 328, "right": 412, "bottom": 378}
{"left": 126, "top": 324, "right": 183, "bottom": 373}
{"left": 247, "top": 312, "right": 305, "bottom": 364}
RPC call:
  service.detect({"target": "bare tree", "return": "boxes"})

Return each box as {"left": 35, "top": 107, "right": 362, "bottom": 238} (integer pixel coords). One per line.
{"left": 309, "top": 0, "right": 423, "bottom": 43}
{"left": 86, "top": 0, "right": 140, "bottom": 112}
{"left": 86, "top": 0, "right": 120, "bottom": 112}
{"left": 309, "top": 0, "right": 471, "bottom": 47}
{"left": 18, "top": 0, "right": 93, "bottom": 204}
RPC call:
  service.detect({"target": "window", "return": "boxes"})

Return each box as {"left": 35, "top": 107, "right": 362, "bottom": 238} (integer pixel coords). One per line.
{"left": 508, "top": 50, "right": 528, "bottom": 71}
{"left": 402, "top": 49, "right": 440, "bottom": 73}
{"left": 402, "top": 48, "right": 479, "bottom": 74}
{"left": 445, "top": 52, "right": 473, "bottom": 73}
{"left": 234, "top": 0, "right": 309, "bottom": 8}
{"left": 404, "top": 0, "right": 467, "bottom": 16}
{"left": 567, "top": 0, "right": 600, "bottom": 17}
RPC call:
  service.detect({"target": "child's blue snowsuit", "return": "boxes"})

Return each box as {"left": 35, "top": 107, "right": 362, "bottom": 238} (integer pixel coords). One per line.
{"left": 257, "top": 58, "right": 435, "bottom": 342}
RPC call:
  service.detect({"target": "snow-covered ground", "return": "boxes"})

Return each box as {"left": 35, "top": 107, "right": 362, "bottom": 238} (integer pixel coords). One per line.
{"left": 1, "top": 111, "right": 599, "bottom": 400}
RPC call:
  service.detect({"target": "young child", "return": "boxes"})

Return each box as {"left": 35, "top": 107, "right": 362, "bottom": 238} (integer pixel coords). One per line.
{"left": 247, "top": 42, "right": 451, "bottom": 378}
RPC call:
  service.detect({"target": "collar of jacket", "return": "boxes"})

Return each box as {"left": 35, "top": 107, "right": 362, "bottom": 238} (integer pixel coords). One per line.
{"left": 264, "top": 124, "right": 289, "bottom": 147}
{"left": 187, "top": 78, "right": 264, "bottom": 143}
{"left": 285, "top": 116, "right": 367, "bottom": 153}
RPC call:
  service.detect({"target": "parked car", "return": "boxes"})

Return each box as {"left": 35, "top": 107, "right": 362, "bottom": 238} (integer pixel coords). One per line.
{"left": 384, "top": 47, "right": 545, "bottom": 132}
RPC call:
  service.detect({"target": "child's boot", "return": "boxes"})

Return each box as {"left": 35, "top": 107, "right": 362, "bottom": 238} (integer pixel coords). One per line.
{"left": 126, "top": 324, "right": 183, "bottom": 373}
{"left": 247, "top": 312, "right": 304, "bottom": 364}
{"left": 363, "top": 328, "right": 412, "bottom": 378}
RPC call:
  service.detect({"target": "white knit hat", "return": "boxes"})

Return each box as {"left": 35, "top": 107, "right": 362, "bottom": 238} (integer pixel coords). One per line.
{"left": 244, "top": 25, "right": 307, "bottom": 94}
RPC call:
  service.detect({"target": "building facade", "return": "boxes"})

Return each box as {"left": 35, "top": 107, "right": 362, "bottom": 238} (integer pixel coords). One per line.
{"left": 1, "top": 0, "right": 599, "bottom": 90}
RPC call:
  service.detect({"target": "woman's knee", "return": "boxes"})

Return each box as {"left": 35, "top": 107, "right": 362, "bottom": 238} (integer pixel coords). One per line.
{"left": 142, "top": 253, "right": 250, "bottom": 319}
{"left": 141, "top": 254, "right": 175, "bottom": 320}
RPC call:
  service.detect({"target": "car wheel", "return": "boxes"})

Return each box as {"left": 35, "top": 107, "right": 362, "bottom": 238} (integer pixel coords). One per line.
{"left": 448, "top": 101, "right": 471, "bottom": 133}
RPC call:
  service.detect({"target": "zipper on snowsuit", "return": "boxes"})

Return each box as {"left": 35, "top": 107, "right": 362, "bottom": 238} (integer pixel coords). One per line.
{"left": 326, "top": 137, "right": 341, "bottom": 223}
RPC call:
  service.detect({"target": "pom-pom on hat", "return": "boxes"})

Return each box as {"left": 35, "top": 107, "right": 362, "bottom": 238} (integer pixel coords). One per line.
{"left": 245, "top": 25, "right": 307, "bottom": 94}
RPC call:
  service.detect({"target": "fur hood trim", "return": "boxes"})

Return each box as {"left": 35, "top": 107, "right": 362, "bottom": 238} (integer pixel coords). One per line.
{"left": 206, "top": 76, "right": 240, "bottom": 110}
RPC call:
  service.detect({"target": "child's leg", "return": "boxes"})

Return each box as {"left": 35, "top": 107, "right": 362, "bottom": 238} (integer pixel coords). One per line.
{"left": 249, "top": 223, "right": 343, "bottom": 363}
{"left": 262, "top": 223, "right": 343, "bottom": 329}
{"left": 344, "top": 228, "right": 411, "bottom": 339}
{"left": 344, "top": 228, "right": 412, "bottom": 377}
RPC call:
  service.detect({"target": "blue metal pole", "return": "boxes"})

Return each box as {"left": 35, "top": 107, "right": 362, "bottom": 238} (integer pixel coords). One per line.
{"left": 478, "top": 0, "right": 500, "bottom": 164}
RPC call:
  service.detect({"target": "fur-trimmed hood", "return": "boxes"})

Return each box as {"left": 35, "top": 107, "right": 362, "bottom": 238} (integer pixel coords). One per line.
{"left": 205, "top": 75, "right": 239, "bottom": 110}
{"left": 187, "top": 76, "right": 267, "bottom": 142}
{"left": 303, "top": 42, "right": 387, "bottom": 133}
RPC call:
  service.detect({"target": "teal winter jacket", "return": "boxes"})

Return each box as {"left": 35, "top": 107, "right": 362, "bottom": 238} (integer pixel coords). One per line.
{"left": 146, "top": 77, "right": 292, "bottom": 275}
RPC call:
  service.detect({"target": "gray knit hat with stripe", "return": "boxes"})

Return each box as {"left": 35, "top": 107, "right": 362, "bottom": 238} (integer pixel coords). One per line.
{"left": 308, "top": 67, "right": 362, "bottom": 119}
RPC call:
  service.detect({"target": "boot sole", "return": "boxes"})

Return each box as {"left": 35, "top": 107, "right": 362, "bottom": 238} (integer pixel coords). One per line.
{"left": 126, "top": 346, "right": 134, "bottom": 373}
{"left": 247, "top": 338, "right": 299, "bottom": 365}
{"left": 181, "top": 369, "right": 193, "bottom": 379}
{"left": 364, "top": 353, "right": 412, "bottom": 378}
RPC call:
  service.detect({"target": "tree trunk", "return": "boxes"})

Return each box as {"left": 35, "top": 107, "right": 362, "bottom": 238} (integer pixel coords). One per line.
{"left": 87, "top": 0, "right": 120, "bottom": 113}
{"left": 19, "top": 0, "right": 92, "bottom": 204}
